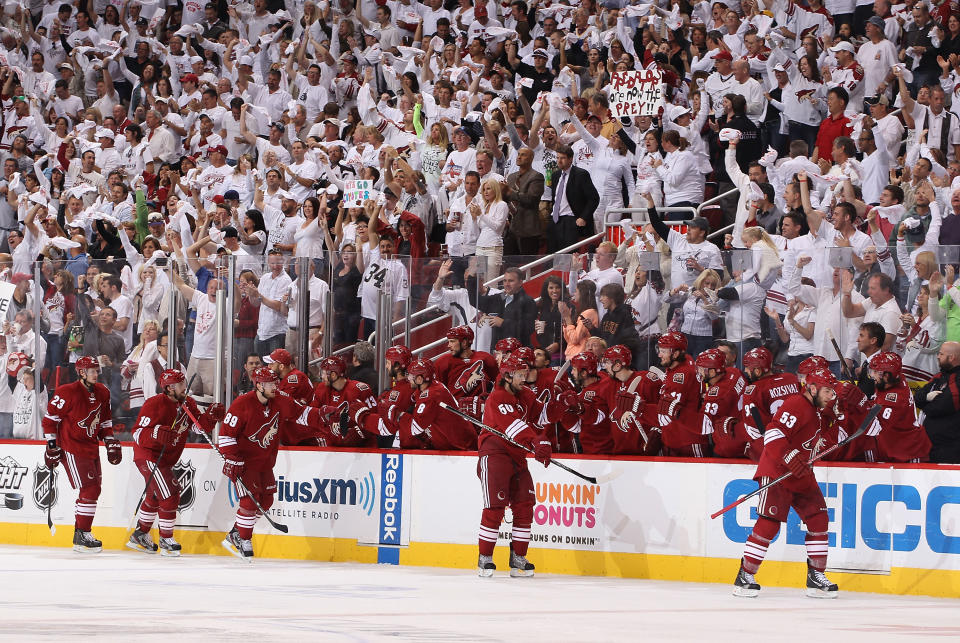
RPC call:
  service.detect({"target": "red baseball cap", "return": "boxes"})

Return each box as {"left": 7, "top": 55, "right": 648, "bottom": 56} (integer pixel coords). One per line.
{"left": 263, "top": 348, "right": 292, "bottom": 366}
{"left": 713, "top": 50, "right": 733, "bottom": 62}
{"left": 181, "top": 73, "right": 199, "bottom": 84}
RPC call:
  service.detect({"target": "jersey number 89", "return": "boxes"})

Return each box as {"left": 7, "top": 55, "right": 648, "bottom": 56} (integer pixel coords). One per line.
{"left": 223, "top": 414, "right": 239, "bottom": 427}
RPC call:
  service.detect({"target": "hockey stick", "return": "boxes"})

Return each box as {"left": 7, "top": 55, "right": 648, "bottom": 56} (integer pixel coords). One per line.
{"left": 45, "top": 440, "right": 56, "bottom": 537}
{"left": 182, "top": 404, "right": 290, "bottom": 534}
{"left": 439, "top": 402, "right": 598, "bottom": 484}
{"left": 826, "top": 329, "right": 855, "bottom": 381}
{"left": 553, "top": 359, "right": 572, "bottom": 385}
{"left": 710, "top": 405, "right": 881, "bottom": 519}
{"left": 749, "top": 407, "right": 766, "bottom": 436}
{"left": 126, "top": 374, "right": 197, "bottom": 533}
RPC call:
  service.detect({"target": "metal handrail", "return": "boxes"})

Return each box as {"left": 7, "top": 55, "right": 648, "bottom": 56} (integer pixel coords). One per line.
{"left": 603, "top": 206, "right": 696, "bottom": 234}
{"left": 699, "top": 187, "right": 740, "bottom": 241}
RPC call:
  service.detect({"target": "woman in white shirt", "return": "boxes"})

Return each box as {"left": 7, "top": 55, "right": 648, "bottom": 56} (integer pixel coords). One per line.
{"left": 896, "top": 280, "right": 946, "bottom": 384}
{"left": 294, "top": 196, "right": 327, "bottom": 261}
{"left": 652, "top": 130, "right": 704, "bottom": 215}
{"left": 470, "top": 178, "right": 508, "bottom": 276}
{"left": 768, "top": 298, "right": 816, "bottom": 372}
{"left": 634, "top": 130, "right": 664, "bottom": 207}
{"left": 769, "top": 51, "right": 827, "bottom": 155}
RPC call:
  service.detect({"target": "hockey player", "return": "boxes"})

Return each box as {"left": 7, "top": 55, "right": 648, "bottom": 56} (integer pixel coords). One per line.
{"left": 734, "top": 368, "right": 840, "bottom": 599}
{"left": 740, "top": 347, "right": 801, "bottom": 460}
{"left": 477, "top": 355, "right": 554, "bottom": 578}
{"left": 311, "top": 356, "right": 380, "bottom": 447}
{"left": 219, "top": 367, "right": 327, "bottom": 560}
{"left": 557, "top": 352, "right": 616, "bottom": 454}
{"left": 867, "top": 352, "right": 931, "bottom": 462}
{"left": 388, "top": 359, "right": 477, "bottom": 450}
{"left": 656, "top": 332, "right": 711, "bottom": 457}
{"left": 601, "top": 344, "right": 662, "bottom": 455}
{"left": 825, "top": 380, "right": 875, "bottom": 461}
{"left": 42, "top": 356, "right": 119, "bottom": 553}
{"left": 376, "top": 345, "right": 416, "bottom": 438}
{"left": 128, "top": 370, "right": 225, "bottom": 556}
{"left": 697, "top": 349, "right": 748, "bottom": 458}
{"left": 435, "top": 325, "right": 498, "bottom": 418}
{"left": 515, "top": 346, "right": 575, "bottom": 451}
{"left": 264, "top": 349, "right": 313, "bottom": 405}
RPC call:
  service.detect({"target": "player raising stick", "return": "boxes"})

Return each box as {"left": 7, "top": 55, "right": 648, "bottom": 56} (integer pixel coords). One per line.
{"left": 733, "top": 368, "right": 841, "bottom": 599}
{"left": 42, "top": 356, "right": 120, "bottom": 553}
{"left": 219, "top": 367, "right": 327, "bottom": 561}
{"left": 128, "top": 370, "right": 225, "bottom": 555}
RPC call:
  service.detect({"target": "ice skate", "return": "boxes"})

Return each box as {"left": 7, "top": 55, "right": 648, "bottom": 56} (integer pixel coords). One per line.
{"left": 806, "top": 565, "right": 838, "bottom": 598}
{"left": 159, "top": 537, "right": 182, "bottom": 557}
{"left": 509, "top": 550, "right": 535, "bottom": 578}
{"left": 73, "top": 529, "right": 103, "bottom": 554}
{"left": 125, "top": 529, "right": 158, "bottom": 554}
{"left": 477, "top": 554, "right": 496, "bottom": 578}
{"left": 222, "top": 527, "right": 253, "bottom": 562}
{"left": 732, "top": 561, "right": 760, "bottom": 597}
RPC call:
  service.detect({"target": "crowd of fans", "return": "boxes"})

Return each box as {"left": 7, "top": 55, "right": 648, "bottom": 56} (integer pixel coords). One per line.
{"left": 0, "top": 0, "right": 958, "bottom": 462}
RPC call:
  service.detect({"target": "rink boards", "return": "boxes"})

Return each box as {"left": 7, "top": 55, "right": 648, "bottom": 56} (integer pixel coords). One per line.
{"left": 1, "top": 441, "right": 959, "bottom": 598}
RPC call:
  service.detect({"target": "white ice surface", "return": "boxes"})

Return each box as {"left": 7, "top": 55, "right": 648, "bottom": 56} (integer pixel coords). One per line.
{"left": 1, "top": 545, "right": 958, "bottom": 642}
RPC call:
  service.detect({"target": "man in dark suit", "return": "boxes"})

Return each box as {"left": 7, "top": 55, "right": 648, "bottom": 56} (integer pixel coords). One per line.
{"left": 478, "top": 267, "right": 538, "bottom": 347}
{"left": 503, "top": 147, "right": 545, "bottom": 256}
{"left": 548, "top": 144, "right": 599, "bottom": 252}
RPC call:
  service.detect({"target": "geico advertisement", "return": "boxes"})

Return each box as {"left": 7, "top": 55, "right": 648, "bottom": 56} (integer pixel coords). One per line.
{"left": 707, "top": 464, "right": 960, "bottom": 571}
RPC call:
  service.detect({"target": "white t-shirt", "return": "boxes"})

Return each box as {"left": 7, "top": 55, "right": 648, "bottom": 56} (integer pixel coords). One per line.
{"left": 287, "top": 276, "right": 329, "bottom": 328}
{"left": 359, "top": 257, "right": 409, "bottom": 319}
{"left": 862, "top": 296, "right": 902, "bottom": 340}
{"left": 667, "top": 228, "right": 724, "bottom": 287}
{"left": 257, "top": 270, "right": 293, "bottom": 340}
{"left": 110, "top": 293, "right": 134, "bottom": 352}
{"left": 190, "top": 290, "right": 219, "bottom": 359}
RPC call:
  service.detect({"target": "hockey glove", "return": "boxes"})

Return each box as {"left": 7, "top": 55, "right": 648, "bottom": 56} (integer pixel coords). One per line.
{"left": 783, "top": 449, "right": 810, "bottom": 478}
{"left": 557, "top": 389, "right": 581, "bottom": 412}
{"left": 534, "top": 440, "right": 552, "bottom": 467}
{"left": 104, "top": 436, "right": 122, "bottom": 465}
{"left": 319, "top": 405, "right": 341, "bottom": 422}
{"left": 153, "top": 425, "right": 177, "bottom": 445}
{"left": 206, "top": 403, "right": 226, "bottom": 423}
{"left": 642, "top": 428, "right": 662, "bottom": 456}
{"left": 222, "top": 458, "right": 244, "bottom": 481}
{"left": 44, "top": 440, "right": 61, "bottom": 470}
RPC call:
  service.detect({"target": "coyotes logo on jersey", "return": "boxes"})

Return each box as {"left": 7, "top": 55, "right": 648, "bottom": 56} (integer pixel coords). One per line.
{"left": 77, "top": 407, "right": 102, "bottom": 439}
{"left": 248, "top": 411, "right": 281, "bottom": 448}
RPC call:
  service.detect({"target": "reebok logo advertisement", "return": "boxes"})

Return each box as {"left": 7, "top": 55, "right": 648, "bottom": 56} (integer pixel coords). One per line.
{"left": 0, "top": 455, "right": 28, "bottom": 510}
{"left": 32, "top": 464, "right": 57, "bottom": 511}
{"left": 377, "top": 453, "right": 403, "bottom": 564}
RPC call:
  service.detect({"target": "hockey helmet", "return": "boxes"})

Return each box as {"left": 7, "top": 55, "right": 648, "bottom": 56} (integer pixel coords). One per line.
{"left": 571, "top": 351, "right": 599, "bottom": 375}
{"left": 158, "top": 369, "right": 186, "bottom": 389}
{"left": 319, "top": 355, "right": 348, "bottom": 377}
{"left": 694, "top": 348, "right": 725, "bottom": 370}
{"left": 805, "top": 368, "right": 838, "bottom": 390}
{"left": 446, "top": 325, "right": 475, "bottom": 343}
{"left": 75, "top": 355, "right": 101, "bottom": 375}
{"left": 495, "top": 338, "right": 522, "bottom": 354}
{"left": 798, "top": 355, "right": 830, "bottom": 375}
{"left": 385, "top": 345, "right": 413, "bottom": 368}
{"left": 869, "top": 351, "right": 902, "bottom": 378}
{"left": 742, "top": 347, "right": 773, "bottom": 371}
{"left": 657, "top": 331, "right": 688, "bottom": 352}
{"left": 512, "top": 347, "right": 536, "bottom": 366}
{"left": 407, "top": 358, "right": 436, "bottom": 381}
{"left": 499, "top": 355, "right": 528, "bottom": 377}
{"left": 251, "top": 366, "right": 280, "bottom": 384}
{"left": 602, "top": 344, "right": 633, "bottom": 366}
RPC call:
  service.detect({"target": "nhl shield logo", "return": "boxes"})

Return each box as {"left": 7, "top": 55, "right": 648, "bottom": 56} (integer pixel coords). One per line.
{"left": 32, "top": 465, "right": 57, "bottom": 510}
{"left": 173, "top": 461, "right": 197, "bottom": 512}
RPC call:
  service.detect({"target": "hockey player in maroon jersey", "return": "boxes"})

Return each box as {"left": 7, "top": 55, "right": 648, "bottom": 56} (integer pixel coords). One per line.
{"left": 739, "top": 347, "right": 801, "bottom": 460}
{"left": 518, "top": 346, "right": 575, "bottom": 451}
{"left": 697, "top": 349, "right": 748, "bottom": 458}
{"left": 601, "top": 344, "right": 662, "bottom": 455}
{"left": 734, "top": 368, "right": 841, "bottom": 599}
{"left": 435, "top": 325, "right": 499, "bottom": 418}
{"left": 311, "top": 356, "right": 381, "bottom": 447}
{"left": 42, "top": 356, "right": 119, "bottom": 553}
{"left": 477, "top": 355, "right": 557, "bottom": 578}
{"left": 219, "top": 367, "right": 327, "bottom": 560}
{"left": 376, "top": 345, "right": 416, "bottom": 441}
{"left": 557, "top": 352, "right": 617, "bottom": 454}
{"left": 824, "top": 380, "right": 876, "bottom": 461}
{"left": 867, "top": 352, "right": 931, "bottom": 462}
{"left": 388, "top": 359, "right": 477, "bottom": 450}
{"left": 656, "top": 332, "right": 711, "bottom": 457}
{"left": 128, "top": 370, "right": 225, "bottom": 556}
{"left": 263, "top": 349, "right": 313, "bottom": 405}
